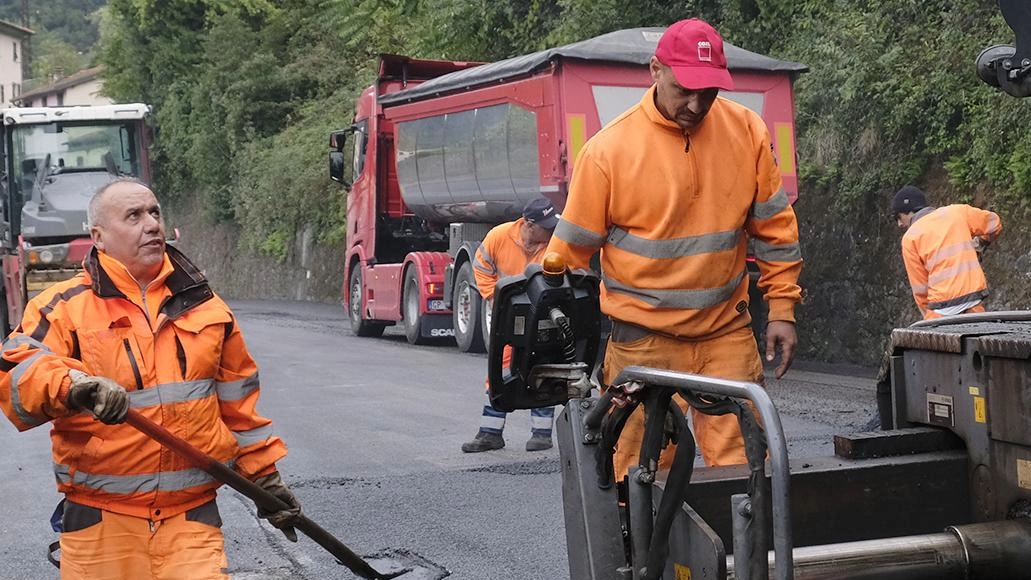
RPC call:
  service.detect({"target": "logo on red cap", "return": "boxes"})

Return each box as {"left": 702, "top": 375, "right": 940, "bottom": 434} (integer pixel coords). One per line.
{"left": 697, "top": 41, "right": 712, "bottom": 62}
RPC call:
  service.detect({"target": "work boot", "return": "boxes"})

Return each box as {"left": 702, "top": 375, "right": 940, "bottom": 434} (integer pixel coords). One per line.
{"left": 525, "top": 433, "right": 553, "bottom": 452}
{"left": 461, "top": 431, "right": 505, "bottom": 453}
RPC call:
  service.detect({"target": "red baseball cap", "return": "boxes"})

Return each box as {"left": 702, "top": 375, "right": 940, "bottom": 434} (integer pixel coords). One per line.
{"left": 655, "top": 19, "right": 734, "bottom": 91}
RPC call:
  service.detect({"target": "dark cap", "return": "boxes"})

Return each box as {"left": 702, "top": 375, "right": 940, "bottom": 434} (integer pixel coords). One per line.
{"left": 891, "top": 185, "right": 927, "bottom": 216}
{"left": 522, "top": 197, "right": 560, "bottom": 230}
{"left": 655, "top": 18, "right": 734, "bottom": 91}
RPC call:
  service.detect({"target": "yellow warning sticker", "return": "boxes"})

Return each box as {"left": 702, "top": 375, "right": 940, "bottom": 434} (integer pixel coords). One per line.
{"left": 973, "top": 396, "right": 986, "bottom": 423}
{"left": 968, "top": 386, "right": 981, "bottom": 396}
{"left": 674, "top": 563, "right": 692, "bottom": 580}
{"left": 1018, "top": 459, "right": 1031, "bottom": 490}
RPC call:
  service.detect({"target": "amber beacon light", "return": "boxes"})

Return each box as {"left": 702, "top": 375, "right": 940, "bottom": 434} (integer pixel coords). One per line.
{"left": 542, "top": 252, "right": 566, "bottom": 286}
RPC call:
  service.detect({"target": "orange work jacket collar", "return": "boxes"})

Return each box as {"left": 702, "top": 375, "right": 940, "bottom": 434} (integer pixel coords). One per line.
{"left": 639, "top": 84, "right": 731, "bottom": 140}
{"left": 507, "top": 218, "right": 548, "bottom": 257}
{"left": 640, "top": 85, "right": 682, "bottom": 131}
{"left": 910, "top": 206, "right": 937, "bottom": 226}
{"left": 85, "top": 245, "right": 215, "bottom": 320}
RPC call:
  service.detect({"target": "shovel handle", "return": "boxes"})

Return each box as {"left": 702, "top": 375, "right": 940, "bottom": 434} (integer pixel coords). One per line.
{"left": 123, "top": 408, "right": 390, "bottom": 580}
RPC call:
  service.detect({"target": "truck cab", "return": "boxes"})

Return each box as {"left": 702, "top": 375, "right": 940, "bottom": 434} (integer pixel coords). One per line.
{"left": 0, "top": 104, "right": 152, "bottom": 332}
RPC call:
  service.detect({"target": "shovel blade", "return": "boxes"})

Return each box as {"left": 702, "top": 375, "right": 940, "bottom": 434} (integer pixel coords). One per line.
{"left": 359, "top": 549, "right": 450, "bottom": 580}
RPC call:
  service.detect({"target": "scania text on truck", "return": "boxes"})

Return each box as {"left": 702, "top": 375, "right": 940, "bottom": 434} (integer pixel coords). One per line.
{"left": 330, "top": 27, "right": 805, "bottom": 351}
{"left": 0, "top": 104, "right": 152, "bottom": 332}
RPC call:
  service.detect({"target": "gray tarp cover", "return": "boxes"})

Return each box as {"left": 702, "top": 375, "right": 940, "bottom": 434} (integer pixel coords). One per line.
{"left": 379, "top": 27, "right": 808, "bottom": 106}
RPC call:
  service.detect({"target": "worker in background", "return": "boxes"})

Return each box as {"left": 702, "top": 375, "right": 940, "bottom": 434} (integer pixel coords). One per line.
{"left": 546, "top": 18, "right": 803, "bottom": 478}
{"left": 892, "top": 185, "right": 1003, "bottom": 319}
{"left": 461, "top": 197, "right": 560, "bottom": 453}
{"left": 0, "top": 178, "right": 301, "bottom": 579}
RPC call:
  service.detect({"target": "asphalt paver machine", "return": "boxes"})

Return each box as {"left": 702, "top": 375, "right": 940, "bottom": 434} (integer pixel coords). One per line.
{"left": 488, "top": 260, "right": 1031, "bottom": 580}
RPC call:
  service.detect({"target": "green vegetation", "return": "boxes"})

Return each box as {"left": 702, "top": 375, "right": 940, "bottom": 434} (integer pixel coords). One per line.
{"left": 8, "top": 0, "right": 1021, "bottom": 363}
{"left": 88, "top": 0, "right": 1027, "bottom": 262}
{"left": 78, "top": 0, "right": 1031, "bottom": 265}
{"left": 11, "top": 1, "right": 1028, "bottom": 255}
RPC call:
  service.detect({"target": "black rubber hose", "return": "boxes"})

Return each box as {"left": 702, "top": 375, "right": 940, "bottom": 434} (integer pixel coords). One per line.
{"left": 597, "top": 401, "right": 636, "bottom": 489}
{"left": 641, "top": 403, "right": 695, "bottom": 580}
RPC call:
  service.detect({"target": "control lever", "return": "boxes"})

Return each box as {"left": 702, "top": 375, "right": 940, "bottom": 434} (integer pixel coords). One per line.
{"left": 487, "top": 253, "right": 601, "bottom": 412}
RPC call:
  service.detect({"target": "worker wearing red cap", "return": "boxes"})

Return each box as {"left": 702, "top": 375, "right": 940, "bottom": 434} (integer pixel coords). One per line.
{"left": 891, "top": 185, "right": 1002, "bottom": 319}
{"left": 547, "top": 18, "right": 803, "bottom": 477}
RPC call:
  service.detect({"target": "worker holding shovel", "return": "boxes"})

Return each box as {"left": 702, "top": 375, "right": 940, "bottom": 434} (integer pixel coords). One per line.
{"left": 0, "top": 178, "right": 301, "bottom": 579}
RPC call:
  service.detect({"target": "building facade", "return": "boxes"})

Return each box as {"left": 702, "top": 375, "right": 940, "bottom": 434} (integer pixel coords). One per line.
{"left": 16, "top": 65, "right": 112, "bottom": 108}
{"left": 0, "top": 20, "right": 33, "bottom": 107}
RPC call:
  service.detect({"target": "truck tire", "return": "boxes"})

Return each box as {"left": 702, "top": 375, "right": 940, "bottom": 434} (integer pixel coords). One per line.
{"left": 349, "top": 266, "right": 385, "bottom": 338}
{"left": 402, "top": 268, "right": 429, "bottom": 345}
{"left": 453, "top": 262, "right": 486, "bottom": 353}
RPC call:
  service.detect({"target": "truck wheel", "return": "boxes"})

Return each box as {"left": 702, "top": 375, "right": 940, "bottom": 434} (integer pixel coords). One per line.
{"left": 349, "top": 266, "right": 385, "bottom": 338}
{"left": 453, "top": 262, "right": 486, "bottom": 353}
{"left": 402, "top": 268, "right": 429, "bottom": 345}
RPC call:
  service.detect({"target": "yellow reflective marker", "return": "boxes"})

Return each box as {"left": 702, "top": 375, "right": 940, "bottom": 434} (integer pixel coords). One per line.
{"left": 974, "top": 396, "right": 986, "bottom": 423}
{"left": 567, "top": 114, "right": 587, "bottom": 166}
{"left": 674, "top": 563, "right": 692, "bottom": 580}
{"left": 774, "top": 122, "right": 796, "bottom": 176}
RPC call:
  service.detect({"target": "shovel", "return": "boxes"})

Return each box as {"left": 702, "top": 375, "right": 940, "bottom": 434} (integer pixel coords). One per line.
{"left": 124, "top": 409, "right": 448, "bottom": 580}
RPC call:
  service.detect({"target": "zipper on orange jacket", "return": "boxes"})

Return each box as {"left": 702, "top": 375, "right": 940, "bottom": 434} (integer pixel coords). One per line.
{"left": 122, "top": 338, "right": 144, "bottom": 390}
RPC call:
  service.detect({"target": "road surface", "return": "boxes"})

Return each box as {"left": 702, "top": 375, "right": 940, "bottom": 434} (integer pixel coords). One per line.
{"left": 0, "top": 300, "right": 878, "bottom": 579}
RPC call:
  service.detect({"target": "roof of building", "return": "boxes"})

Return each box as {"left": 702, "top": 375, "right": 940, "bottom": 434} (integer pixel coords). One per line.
{"left": 379, "top": 26, "right": 808, "bottom": 106}
{"left": 0, "top": 19, "right": 33, "bottom": 39}
{"left": 17, "top": 65, "right": 104, "bottom": 102}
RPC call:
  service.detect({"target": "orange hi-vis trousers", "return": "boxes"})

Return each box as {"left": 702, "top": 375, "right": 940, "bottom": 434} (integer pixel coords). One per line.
{"left": 603, "top": 325, "right": 764, "bottom": 479}
{"left": 59, "top": 501, "right": 228, "bottom": 580}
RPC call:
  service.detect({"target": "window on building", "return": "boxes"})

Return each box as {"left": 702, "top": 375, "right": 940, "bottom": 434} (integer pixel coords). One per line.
{"left": 0, "top": 85, "right": 5, "bottom": 103}
{"left": 42, "top": 96, "right": 48, "bottom": 107}
{"left": 12, "top": 83, "right": 20, "bottom": 98}
{"left": 12, "top": 42, "right": 17, "bottom": 62}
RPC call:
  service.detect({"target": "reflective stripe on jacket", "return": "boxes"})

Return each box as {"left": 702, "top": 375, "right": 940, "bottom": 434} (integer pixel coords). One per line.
{"left": 901, "top": 204, "right": 1002, "bottom": 317}
{"left": 0, "top": 246, "right": 287, "bottom": 520}
{"left": 473, "top": 219, "right": 547, "bottom": 302}
{"left": 547, "top": 85, "right": 802, "bottom": 339}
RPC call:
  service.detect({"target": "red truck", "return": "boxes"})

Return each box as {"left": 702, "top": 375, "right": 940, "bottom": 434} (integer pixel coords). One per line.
{"left": 0, "top": 104, "right": 153, "bottom": 332}
{"left": 330, "top": 27, "right": 805, "bottom": 352}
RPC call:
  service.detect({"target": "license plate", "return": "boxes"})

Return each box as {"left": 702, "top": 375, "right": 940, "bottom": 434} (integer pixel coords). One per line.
{"left": 427, "top": 299, "right": 447, "bottom": 311}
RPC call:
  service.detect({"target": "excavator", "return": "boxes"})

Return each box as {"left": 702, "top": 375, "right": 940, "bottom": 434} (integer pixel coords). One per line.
{"left": 488, "top": 3, "right": 1031, "bottom": 578}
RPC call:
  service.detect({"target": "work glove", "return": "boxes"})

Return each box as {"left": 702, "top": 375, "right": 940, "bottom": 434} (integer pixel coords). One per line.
{"left": 254, "top": 471, "right": 302, "bottom": 542}
{"left": 67, "top": 370, "right": 130, "bottom": 424}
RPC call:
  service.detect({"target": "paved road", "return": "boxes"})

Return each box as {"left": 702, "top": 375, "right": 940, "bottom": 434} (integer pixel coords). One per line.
{"left": 0, "top": 300, "right": 877, "bottom": 579}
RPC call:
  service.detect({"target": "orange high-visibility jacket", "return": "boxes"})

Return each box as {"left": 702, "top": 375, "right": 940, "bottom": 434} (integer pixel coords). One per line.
{"left": 473, "top": 218, "right": 547, "bottom": 302}
{"left": 0, "top": 246, "right": 287, "bottom": 521}
{"left": 547, "top": 86, "right": 802, "bottom": 339}
{"left": 901, "top": 204, "right": 1002, "bottom": 317}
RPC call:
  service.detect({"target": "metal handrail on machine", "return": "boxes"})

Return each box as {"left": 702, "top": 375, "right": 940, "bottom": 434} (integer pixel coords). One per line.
{"left": 612, "top": 366, "right": 794, "bottom": 580}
